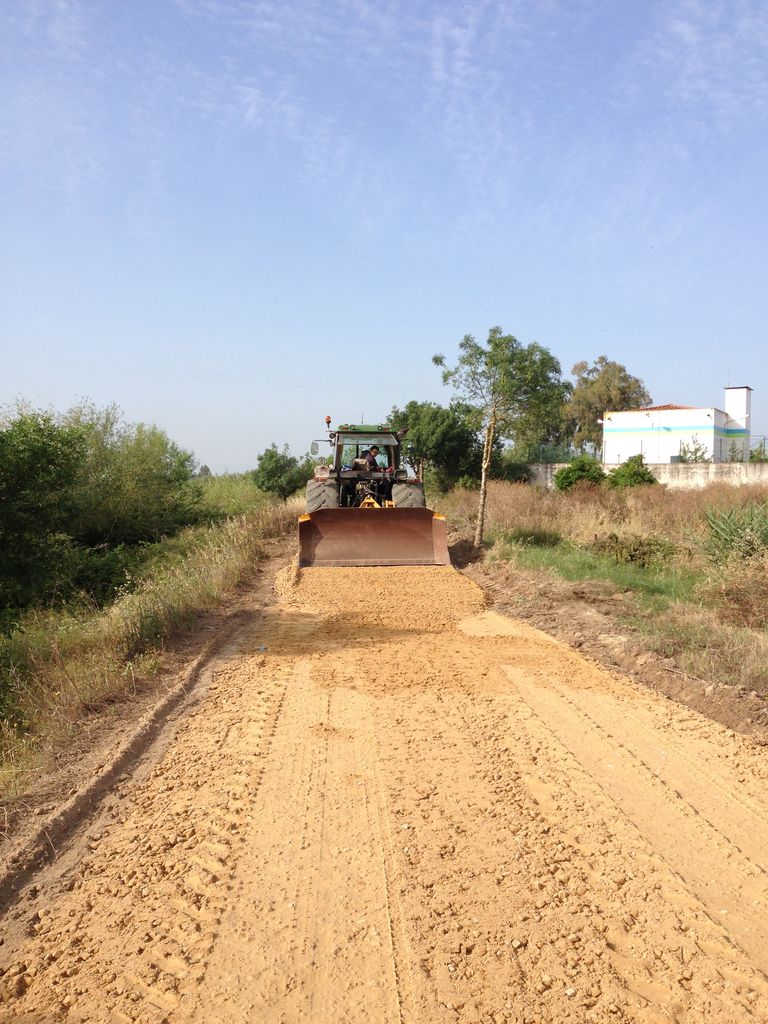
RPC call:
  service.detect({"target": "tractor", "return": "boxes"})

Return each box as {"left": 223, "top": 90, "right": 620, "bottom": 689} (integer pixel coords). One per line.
{"left": 298, "top": 420, "right": 450, "bottom": 568}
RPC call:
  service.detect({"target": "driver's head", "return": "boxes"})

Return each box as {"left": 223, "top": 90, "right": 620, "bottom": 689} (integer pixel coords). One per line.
{"left": 370, "top": 446, "right": 380, "bottom": 457}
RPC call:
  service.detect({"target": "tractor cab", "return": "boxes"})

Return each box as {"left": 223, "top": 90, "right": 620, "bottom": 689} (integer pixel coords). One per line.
{"left": 310, "top": 424, "right": 409, "bottom": 508}
{"left": 335, "top": 430, "right": 399, "bottom": 473}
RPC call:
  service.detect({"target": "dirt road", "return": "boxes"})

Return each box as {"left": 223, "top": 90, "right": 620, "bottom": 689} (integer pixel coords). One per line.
{"left": 2, "top": 565, "right": 768, "bottom": 1023}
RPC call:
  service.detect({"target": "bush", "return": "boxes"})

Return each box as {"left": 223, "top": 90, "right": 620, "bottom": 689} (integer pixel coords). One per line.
{"left": 502, "top": 527, "right": 561, "bottom": 547}
{"left": 0, "top": 402, "right": 210, "bottom": 616}
{"left": 554, "top": 456, "right": 606, "bottom": 491}
{"left": 606, "top": 454, "right": 657, "bottom": 489}
{"left": 0, "top": 502, "right": 300, "bottom": 782}
{"left": 456, "top": 474, "right": 480, "bottom": 490}
{"left": 591, "top": 532, "right": 674, "bottom": 568}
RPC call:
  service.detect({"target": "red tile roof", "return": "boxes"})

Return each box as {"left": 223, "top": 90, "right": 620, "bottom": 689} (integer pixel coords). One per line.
{"left": 637, "top": 404, "right": 696, "bottom": 411}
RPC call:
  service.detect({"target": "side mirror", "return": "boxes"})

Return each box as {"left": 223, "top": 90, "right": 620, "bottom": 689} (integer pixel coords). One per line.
{"left": 310, "top": 441, "right": 319, "bottom": 455}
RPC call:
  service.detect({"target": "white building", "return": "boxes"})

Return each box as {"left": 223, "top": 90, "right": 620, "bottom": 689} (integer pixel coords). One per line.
{"left": 602, "top": 387, "right": 752, "bottom": 465}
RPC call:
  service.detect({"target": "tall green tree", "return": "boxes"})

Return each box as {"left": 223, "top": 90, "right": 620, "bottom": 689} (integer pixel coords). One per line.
{"left": 253, "top": 444, "right": 312, "bottom": 502}
{"left": 388, "top": 401, "right": 480, "bottom": 485}
{"left": 434, "top": 327, "right": 568, "bottom": 547}
{"left": 62, "top": 402, "right": 201, "bottom": 544}
{"left": 0, "top": 410, "right": 86, "bottom": 611}
{"left": 567, "top": 356, "right": 651, "bottom": 452}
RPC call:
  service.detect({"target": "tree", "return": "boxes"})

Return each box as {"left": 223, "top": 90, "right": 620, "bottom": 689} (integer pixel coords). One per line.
{"left": 434, "top": 327, "right": 569, "bottom": 548}
{"left": 253, "top": 444, "right": 311, "bottom": 502}
{"left": 388, "top": 401, "right": 480, "bottom": 486}
{"left": 0, "top": 410, "right": 86, "bottom": 611}
{"left": 678, "top": 435, "right": 711, "bottom": 463}
{"left": 506, "top": 385, "right": 573, "bottom": 462}
{"left": 62, "top": 402, "right": 201, "bottom": 544}
{"left": 567, "top": 356, "right": 651, "bottom": 452}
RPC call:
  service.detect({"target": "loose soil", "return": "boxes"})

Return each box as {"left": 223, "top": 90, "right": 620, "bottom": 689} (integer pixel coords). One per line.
{"left": 1, "top": 563, "right": 767, "bottom": 1023}
{"left": 462, "top": 556, "right": 768, "bottom": 741}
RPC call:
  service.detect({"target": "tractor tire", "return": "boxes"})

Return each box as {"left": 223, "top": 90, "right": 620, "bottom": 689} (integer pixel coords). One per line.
{"left": 306, "top": 480, "right": 340, "bottom": 513}
{"left": 392, "top": 482, "right": 426, "bottom": 508}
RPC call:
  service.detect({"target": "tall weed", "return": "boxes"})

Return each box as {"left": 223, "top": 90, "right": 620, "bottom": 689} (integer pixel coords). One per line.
{"left": 704, "top": 503, "right": 768, "bottom": 563}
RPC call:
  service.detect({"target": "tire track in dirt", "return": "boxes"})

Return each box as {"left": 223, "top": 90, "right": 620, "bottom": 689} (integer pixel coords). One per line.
{"left": 508, "top": 672, "right": 768, "bottom": 964}
{"left": 0, "top": 641, "right": 290, "bottom": 1022}
{"left": 1, "top": 565, "right": 767, "bottom": 1024}
{"left": 184, "top": 660, "right": 407, "bottom": 1022}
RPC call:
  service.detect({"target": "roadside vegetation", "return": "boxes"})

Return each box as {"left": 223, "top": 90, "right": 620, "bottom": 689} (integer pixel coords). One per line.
{"left": 440, "top": 480, "right": 768, "bottom": 696}
{"left": 0, "top": 402, "right": 302, "bottom": 797}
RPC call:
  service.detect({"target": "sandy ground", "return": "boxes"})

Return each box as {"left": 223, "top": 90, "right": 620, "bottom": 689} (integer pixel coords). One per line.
{"left": 1, "top": 564, "right": 768, "bottom": 1023}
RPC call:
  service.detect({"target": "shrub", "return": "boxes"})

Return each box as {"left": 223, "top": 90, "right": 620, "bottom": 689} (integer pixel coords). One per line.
{"left": 502, "top": 527, "right": 561, "bottom": 547}
{"left": 591, "top": 532, "right": 674, "bottom": 568}
{"left": 606, "top": 454, "right": 657, "bottom": 489}
{"left": 554, "top": 455, "right": 606, "bottom": 491}
{"left": 456, "top": 473, "right": 480, "bottom": 490}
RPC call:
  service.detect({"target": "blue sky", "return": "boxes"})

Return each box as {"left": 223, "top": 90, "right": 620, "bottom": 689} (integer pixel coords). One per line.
{"left": 2, "top": 0, "right": 767, "bottom": 470}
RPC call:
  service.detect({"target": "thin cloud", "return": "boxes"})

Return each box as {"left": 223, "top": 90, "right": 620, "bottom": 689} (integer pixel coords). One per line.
{"left": 637, "top": 0, "right": 768, "bottom": 127}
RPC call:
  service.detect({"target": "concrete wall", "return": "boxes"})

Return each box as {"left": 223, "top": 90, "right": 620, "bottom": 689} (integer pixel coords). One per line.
{"left": 529, "top": 461, "right": 768, "bottom": 490}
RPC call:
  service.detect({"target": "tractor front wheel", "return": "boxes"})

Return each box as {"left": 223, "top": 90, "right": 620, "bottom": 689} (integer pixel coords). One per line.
{"left": 392, "top": 482, "right": 426, "bottom": 508}
{"left": 306, "top": 480, "right": 340, "bottom": 513}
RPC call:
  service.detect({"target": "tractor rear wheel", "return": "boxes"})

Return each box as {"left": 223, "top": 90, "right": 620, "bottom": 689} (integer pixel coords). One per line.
{"left": 306, "top": 480, "right": 340, "bottom": 513}
{"left": 392, "top": 482, "right": 426, "bottom": 508}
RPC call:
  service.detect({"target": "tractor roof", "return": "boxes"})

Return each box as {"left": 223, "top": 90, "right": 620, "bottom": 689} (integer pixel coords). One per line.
{"left": 333, "top": 431, "right": 399, "bottom": 447}
{"left": 335, "top": 423, "right": 393, "bottom": 432}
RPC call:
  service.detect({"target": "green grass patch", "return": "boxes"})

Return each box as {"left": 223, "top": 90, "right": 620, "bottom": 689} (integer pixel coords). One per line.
{"left": 491, "top": 535, "right": 698, "bottom": 607}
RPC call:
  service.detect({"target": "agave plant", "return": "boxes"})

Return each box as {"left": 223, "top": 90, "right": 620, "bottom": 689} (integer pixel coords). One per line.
{"left": 704, "top": 502, "right": 768, "bottom": 563}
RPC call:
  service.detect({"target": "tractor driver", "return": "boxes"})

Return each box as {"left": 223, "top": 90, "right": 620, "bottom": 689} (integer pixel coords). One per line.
{"left": 361, "top": 445, "right": 381, "bottom": 471}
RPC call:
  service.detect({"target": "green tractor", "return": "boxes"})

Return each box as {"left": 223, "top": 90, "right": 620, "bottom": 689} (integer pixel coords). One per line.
{"left": 298, "top": 421, "right": 450, "bottom": 568}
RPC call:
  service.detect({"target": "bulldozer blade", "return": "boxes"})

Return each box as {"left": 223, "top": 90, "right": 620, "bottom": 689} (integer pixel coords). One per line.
{"left": 298, "top": 508, "right": 450, "bottom": 568}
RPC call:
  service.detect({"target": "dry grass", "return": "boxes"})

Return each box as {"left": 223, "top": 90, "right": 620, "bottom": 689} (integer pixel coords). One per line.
{"left": 699, "top": 551, "right": 768, "bottom": 629}
{"left": 635, "top": 600, "right": 768, "bottom": 696}
{"left": 440, "top": 481, "right": 768, "bottom": 695}
{"left": 0, "top": 501, "right": 299, "bottom": 798}
{"left": 441, "top": 480, "right": 768, "bottom": 571}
